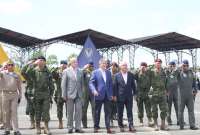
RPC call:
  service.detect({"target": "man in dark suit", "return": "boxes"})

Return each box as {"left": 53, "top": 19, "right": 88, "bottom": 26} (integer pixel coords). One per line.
{"left": 89, "top": 58, "right": 115, "bottom": 134}
{"left": 113, "top": 61, "right": 137, "bottom": 132}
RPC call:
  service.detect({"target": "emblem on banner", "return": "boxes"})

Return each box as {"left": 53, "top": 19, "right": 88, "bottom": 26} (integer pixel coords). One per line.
{"left": 84, "top": 48, "right": 93, "bottom": 58}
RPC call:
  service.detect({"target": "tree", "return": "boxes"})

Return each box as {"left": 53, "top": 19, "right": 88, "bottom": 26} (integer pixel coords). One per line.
{"left": 46, "top": 54, "right": 58, "bottom": 68}
{"left": 67, "top": 53, "right": 78, "bottom": 62}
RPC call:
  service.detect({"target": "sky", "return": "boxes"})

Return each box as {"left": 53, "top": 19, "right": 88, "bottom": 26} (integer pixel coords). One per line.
{"left": 0, "top": 0, "right": 200, "bottom": 67}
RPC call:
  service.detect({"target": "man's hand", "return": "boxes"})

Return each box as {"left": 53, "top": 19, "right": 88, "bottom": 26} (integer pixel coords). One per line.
{"left": 134, "top": 95, "right": 137, "bottom": 101}
{"left": 93, "top": 90, "right": 99, "bottom": 96}
{"left": 112, "top": 96, "right": 117, "bottom": 102}
{"left": 62, "top": 97, "right": 67, "bottom": 102}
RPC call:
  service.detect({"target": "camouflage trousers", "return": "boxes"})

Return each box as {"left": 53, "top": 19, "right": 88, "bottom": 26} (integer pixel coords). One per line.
{"left": 35, "top": 97, "right": 50, "bottom": 123}
{"left": 82, "top": 93, "right": 95, "bottom": 127}
{"left": 151, "top": 96, "right": 168, "bottom": 120}
{"left": 56, "top": 98, "right": 66, "bottom": 120}
{"left": 137, "top": 95, "right": 152, "bottom": 119}
{"left": 26, "top": 98, "right": 35, "bottom": 122}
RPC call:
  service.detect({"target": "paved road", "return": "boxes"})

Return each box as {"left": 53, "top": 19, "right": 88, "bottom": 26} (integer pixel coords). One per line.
{"left": 1, "top": 86, "right": 200, "bottom": 135}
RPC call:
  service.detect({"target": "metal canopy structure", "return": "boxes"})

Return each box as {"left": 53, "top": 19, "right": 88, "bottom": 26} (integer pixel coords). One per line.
{"left": 130, "top": 32, "right": 200, "bottom": 69}
{"left": 0, "top": 27, "right": 44, "bottom": 48}
{"left": 131, "top": 32, "right": 200, "bottom": 52}
{"left": 45, "top": 29, "right": 132, "bottom": 49}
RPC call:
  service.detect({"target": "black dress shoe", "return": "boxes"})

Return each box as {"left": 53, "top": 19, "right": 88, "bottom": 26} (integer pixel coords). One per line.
{"left": 94, "top": 128, "right": 98, "bottom": 133}
{"left": 180, "top": 126, "right": 184, "bottom": 130}
{"left": 129, "top": 127, "right": 136, "bottom": 133}
{"left": 3, "top": 131, "right": 10, "bottom": 135}
{"left": 190, "top": 126, "right": 198, "bottom": 130}
{"left": 68, "top": 129, "right": 73, "bottom": 133}
{"left": 14, "top": 131, "right": 22, "bottom": 135}
{"left": 120, "top": 128, "right": 125, "bottom": 132}
{"left": 75, "top": 129, "right": 84, "bottom": 133}
{"left": 107, "top": 128, "right": 115, "bottom": 134}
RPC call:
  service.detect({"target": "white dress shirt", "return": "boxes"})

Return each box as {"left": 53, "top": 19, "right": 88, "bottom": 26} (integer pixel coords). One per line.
{"left": 100, "top": 68, "right": 106, "bottom": 82}
{"left": 121, "top": 71, "right": 128, "bottom": 84}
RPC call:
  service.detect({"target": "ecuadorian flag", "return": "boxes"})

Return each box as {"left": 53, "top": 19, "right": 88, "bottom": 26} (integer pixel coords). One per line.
{"left": 0, "top": 43, "right": 25, "bottom": 81}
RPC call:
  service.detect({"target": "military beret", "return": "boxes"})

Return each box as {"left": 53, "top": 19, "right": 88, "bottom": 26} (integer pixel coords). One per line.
{"left": 155, "top": 58, "right": 162, "bottom": 63}
{"left": 140, "top": 62, "right": 147, "bottom": 67}
{"left": 60, "top": 60, "right": 68, "bottom": 65}
{"left": 169, "top": 61, "right": 176, "bottom": 65}
{"left": 182, "top": 60, "right": 189, "bottom": 65}
{"left": 88, "top": 61, "right": 94, "bottom": 66}
{"left": 37, "top": 56, "right": 46, "bottom": 61}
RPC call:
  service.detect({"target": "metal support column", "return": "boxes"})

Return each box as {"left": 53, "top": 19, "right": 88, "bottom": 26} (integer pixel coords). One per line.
{"left": 164, "top": 52, "right": 171, "bottom": 66}
{"left": 189, "top": 49, "right": 197, "bottom": 71}
{"left": 128, "top": 44, "right": 138, "bottom": 69}
{"left": 117, "top": 47, "right": 124, "bottom": 64}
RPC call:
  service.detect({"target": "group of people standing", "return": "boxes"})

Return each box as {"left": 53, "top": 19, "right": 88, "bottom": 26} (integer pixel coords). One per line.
{"left": 0, "top": 56, "right": 199, "bottom": 135}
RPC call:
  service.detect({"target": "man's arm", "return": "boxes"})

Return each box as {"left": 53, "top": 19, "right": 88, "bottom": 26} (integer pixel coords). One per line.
{"left": 89, "top": 71, "right": 98, "bottom": 96}
{"left": 61, "top": 70, "right": 68, "bottom": 100}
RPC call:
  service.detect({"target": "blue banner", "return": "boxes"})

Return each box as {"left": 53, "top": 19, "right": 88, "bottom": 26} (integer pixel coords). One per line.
{"left": 78, "top": 36, "right": 102, "bottom": 69}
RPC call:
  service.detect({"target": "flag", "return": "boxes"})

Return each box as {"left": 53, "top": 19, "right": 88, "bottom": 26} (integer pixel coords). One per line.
{"left": 78, "top": 36, "right": 102, "bottom": 69}
{"left": 0, "top": 44, "right": 25, "bottom": 81}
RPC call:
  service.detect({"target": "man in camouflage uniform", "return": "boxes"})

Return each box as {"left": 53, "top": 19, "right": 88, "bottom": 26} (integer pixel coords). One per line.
{"left": 178, "top": 60, "right": 198, "bottom": 130}
{"left": 135, "top": 62, "right": 153, "bottom": 127}
{"left": 165, "top": 61, "right": 179, "bottom": 125}
{"left": 150, "top": 59, "right": 168, "bottom": 131}
{"left": 110, "top": 62, "right": 119, "bottom": 126}
{"left": 52, "top": 60, "right": 68, "bottom": 129}
{"left": 21, "top": 58, "right": 36, "bottom": 129}
{"left": 26, "top": 56, "right": 54, "bottom": 135}
{"left": 82, "top": 62, "right": 95, "bottom": 128}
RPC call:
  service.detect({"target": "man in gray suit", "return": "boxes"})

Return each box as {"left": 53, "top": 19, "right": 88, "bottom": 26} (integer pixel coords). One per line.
{"left": 61, "top": 57, "right": 84, "bottom": 133}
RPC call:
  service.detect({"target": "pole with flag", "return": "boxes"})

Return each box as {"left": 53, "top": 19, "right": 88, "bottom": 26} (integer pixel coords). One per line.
{"left": 78, "top": 36, "right": 102, "bottom": 69}
{"left": 0, "top": 43, "right": 25, "bottom": 81}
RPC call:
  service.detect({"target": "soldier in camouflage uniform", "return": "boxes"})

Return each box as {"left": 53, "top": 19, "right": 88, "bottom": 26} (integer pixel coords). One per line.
{"left": 21, "top": 58, "right": 36, "bottom": 129}
{"left": 26, "top": 56, "right": 54, "bottom": 135}
{"left": 52, "top": 60, "right": 68, "bottom": 129}
{"left": 110, "top": 62, "right": 119, "bottom": 126}
{"left": 165, "top": 61, "right": 179, "bottom": 125}
{"left": 135, "top": 62, "right": 153, "bottom": 127}
{"left": 150, "top": 59, "right": 168, "bottom": 131}
{"left": 178, "top": 60, "right": 198, "bottom": 130}
{"left": 82, "top": 62, "right": 95, "bottom": 128}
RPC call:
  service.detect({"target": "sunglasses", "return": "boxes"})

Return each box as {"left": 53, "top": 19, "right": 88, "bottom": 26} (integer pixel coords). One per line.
{"left": 7, "top": 64, "right": 14, "bottom": 66}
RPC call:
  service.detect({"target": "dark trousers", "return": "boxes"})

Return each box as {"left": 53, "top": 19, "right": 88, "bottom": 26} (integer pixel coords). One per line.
{"left": 117, "top": 98, "right": 133, "bottom": 128}
{"left": 94, "top": 99, "right": 111, "bottom": 129}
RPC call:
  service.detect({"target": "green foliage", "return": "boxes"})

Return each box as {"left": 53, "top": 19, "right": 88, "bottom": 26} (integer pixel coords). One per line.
{"left": 46, "top": 54, "right": 58, "bottom": 68}
{"left": 31, "top": 49, "right": 44, "bottom": 59}
{"left": 67, "top": 53, "right": 78, "bottom": 62}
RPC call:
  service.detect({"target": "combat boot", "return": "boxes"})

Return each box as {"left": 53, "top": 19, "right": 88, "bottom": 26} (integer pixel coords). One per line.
{"left": 153, "top": 119, "right": 159, "bottom": 131}
{"left": 44, "top": 122, "right": 52, "bottom": 135}
{"left": 36, "top": 122, "right": 41, "bottom": 134}
{"left": 30, "top": 120, "right": 36, "bottom": 129}
{"left": 148, "top": 118, "right": 154, "bottom": 127}
{"left": 160, "top": 120, "right": 169, "bottom": 130}
{"left": 58, "top": 119, "right": 63, "bottom": 129}
{"left": 139, "top": 118, "right": 144, "bottom": 126}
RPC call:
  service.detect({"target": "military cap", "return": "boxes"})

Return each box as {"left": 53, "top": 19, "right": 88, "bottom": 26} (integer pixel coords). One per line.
{"left": 60, "top": 60, "right": 68, "bottom": 65}
{"left": 182, "top": 60, "right": 189, "bottom": 65}
{"left": 88, "top": 61, "right": 94, "bottom": 66}
{"left": 140, "top": 62, "right": 147, "bottom": 67}
{"left": 37, "top": 56, "right": 46, "bottom": 61}
{"left": 169, "top": 61, "right": 176, "bottom": 65}
{"left": 155, "top": 58, "right": 162, "bottom": 63}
